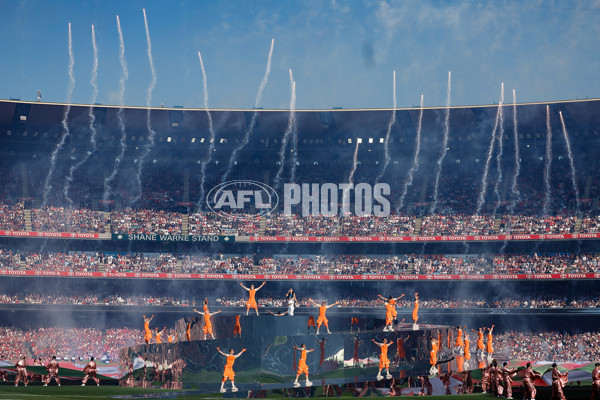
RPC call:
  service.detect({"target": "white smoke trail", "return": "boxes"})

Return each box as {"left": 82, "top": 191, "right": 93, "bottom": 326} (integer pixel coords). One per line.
{"left": 103, "top": 15, "right": 129, "bottom": 204}
{"left": 475, "top": 84, "right": 503, "bottom": 216}
{"left": 196, "top": 51, "right": 217, "bottom": 210}
{"left": 509, "top": 89, "right": 521, "bottom": 214}
{"left": 274, "top": 69, "right": 296, "bottom": 191}
{"left": 491, "top": 83, "right": 505, "bottom": 217}
{"left": 542, "top": 105, "right": 552, "bottom": 216}
{"left": 343, "top": 140, "right": 361, "bottom": 211}
{"left": 131, "top": 8, "right": 158, "bottom": 206}
{"left": 63, "top": 24, "right": 99, "bottom": 207}
{"left": 559, "top": 111, "right": 580, "bottom": 213}
{"left": 376, "top": 70, "right": 396, "bottom": 183}
{"left": 396, "top": 94, "right": 424, "bottom": 213}
{"left": 43, "top": 22, "right": 75, "bottom": 208}
{"left": 429, "top": 71, "right": 451, "bottom": 215}
{"left": 501, "top": 89, "right": 521, "bottom": 253}
{"left": 221, "top": 38, "right": 274, "bottom": 183}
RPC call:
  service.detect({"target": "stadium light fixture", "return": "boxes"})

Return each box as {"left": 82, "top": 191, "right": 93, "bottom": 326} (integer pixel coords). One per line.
{"left": 167, "top": 137, "right": 172, "bottom": 142}
{"left": 379, "top": 138, "right": 384, "bottom": 143}
{"left": 348, "top": 138, "right": 352, "bottom": 143}
{"left": 220, "top": 138, "right": 225, "bottom": 143}
{"left": 19, "top": 115, "right": 27, "bottom": 121}
{"left": 191, "top": 138, "right": 196, "bottom": 143}
{"left": 357, "top": 138, "right": 363, "bottom": 143}
{"left": 200, "top": 138, "right": 205, "bottom": 143}
{"left": 368, "top": 138, "right": 373, "bottom": 143}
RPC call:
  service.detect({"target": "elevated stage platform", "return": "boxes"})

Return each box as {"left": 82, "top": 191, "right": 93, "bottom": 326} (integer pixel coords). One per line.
{"left": 120, "top": 315, "right": 451, "bottom": 394}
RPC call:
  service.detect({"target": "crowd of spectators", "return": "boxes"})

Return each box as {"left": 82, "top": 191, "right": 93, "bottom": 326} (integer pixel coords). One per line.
{"left": 420, "top": 215, "right": 495, "bottom": 236}
{"left": 4, "top": 251, "right": 600, "bottom": 276}
{"left": 104, "top": 253, "right": 177, "bottom": 274}
{"left": 23, "top": 252, "right": 101, "bottom": 272}
{"left": 494, "top": 331, "right": 600, "bottom": 362}
{"left": 0, "top": 202, "right": 25, "bottom": 231}
{"left": 498, "top": 215, "right": 577, "bottom": 234}
{"left": 31, "top": 207, "right": 108, "bottom": 233}
{"left": 5, "top": 202, "right": 600, "bottom": 237}
{"left": 111, "top": 209, "right": 183, "bottom": 235}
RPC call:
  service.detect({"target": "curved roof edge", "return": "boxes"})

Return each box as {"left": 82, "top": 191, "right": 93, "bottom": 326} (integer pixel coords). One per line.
{"left": 1, "top": 97, "right": 599, "bottom": 112}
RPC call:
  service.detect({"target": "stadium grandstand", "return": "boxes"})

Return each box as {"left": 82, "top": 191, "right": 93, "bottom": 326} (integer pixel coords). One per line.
{"left": 1, "top": 97, "right": 600, "bottom": 391}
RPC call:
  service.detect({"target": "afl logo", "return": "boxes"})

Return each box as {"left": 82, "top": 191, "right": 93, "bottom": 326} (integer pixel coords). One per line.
{"left": 207, "top": 180, "right": 279, "bottom": 217}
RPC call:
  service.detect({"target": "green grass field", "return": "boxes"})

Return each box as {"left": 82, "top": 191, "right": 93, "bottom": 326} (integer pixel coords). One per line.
{"left": 0, "top": 384, "right": 592, "bottom": 400}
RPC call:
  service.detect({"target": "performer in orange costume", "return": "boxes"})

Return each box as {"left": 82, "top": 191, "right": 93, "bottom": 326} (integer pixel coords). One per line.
{"left": 293, "top": 344, "right": 315, "bottom": 387}
{"left": 472, "top": 327, "right": 485, "bottom": 358}
{"left": 233, "top": 315, "right": 242, "bottom": 338}
{"left": 378, "top": 293, "right": 404, "bottom": 319}
{"left": 486, "top": 325, "right": 495, "bottom": 359}
{"left": 591, "top": 363, "right": 600, "bottom": 400}
{"left": 143, "top": 315, "right": 154, "bottom": 344}
{"left": 373, "top": 338, "right": 394, "bottom": 380}
{"left": 309, "top": 299, "right": 339, "bottom": 334}
{"left": 429, "top": 338, "right": 439, "bottom": 375}
{"left": 194, "top": 308, "right": 222, "bottom": 340}
{"left": 412, "top": 293, "right": 419, "bottom": 327}
{"left": 307, "top": 316, "right": 316, "bottom": 334}
{"left": 383, "top": 301, "right": 395, "bottom": 332}
{"left": 44, "top": 356, "right": 60, "bottom": 386}
{"left": 351, "top": 317, "right": 360, "bottom": 332}
{"left": 240, "top": 282, "right": 266, "bottom": 316}
{"left": 186, "top": 322, "right": 191, "bottom": 341}
{"left": 464, "top": 331, "right": 471, "bottom": 370}
{"left": 216, "top": 347, "right": 246, "bottom": 393}
{"left": 155, "top": 327, "right": 166, "bottom": 344}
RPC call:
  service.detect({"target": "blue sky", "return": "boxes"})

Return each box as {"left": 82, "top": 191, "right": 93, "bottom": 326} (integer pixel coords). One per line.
{"left": 1, "top": 0, "right": 599, "bottom": 109}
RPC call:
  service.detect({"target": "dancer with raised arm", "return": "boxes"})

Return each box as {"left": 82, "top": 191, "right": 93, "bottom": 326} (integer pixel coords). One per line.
{"left": 240, "top": 282, "right": 266, "bottom": 315}
{"left": 286, "top": 288, "right": 297, "bottom": 316}
{"left": 309, "top": 299, "right": 339, "bottom": 334}
{"left": 14, "top": 356, "right": 28, "bottom": 387}
{"left": 216, "top": 347, "right": 246, "bottom": 393}
{"left": 373, "top": 338, "right": 394, "bottom": 380}
{"left": 293, "top": 344, "right": 315, "bottom": 387}
{"left": 194, "top": 308, "right": 222, "bottom": 340}
{"left": 502, "top": 361, "right": 518, "bottom": 399}
{"left": 143, "top": 315, "right": 154, "bottom": 344}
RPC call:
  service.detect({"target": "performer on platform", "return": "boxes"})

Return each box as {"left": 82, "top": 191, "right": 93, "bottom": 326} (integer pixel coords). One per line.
{"left": 378, "top": 294, "right": 404, "bottom": 319}
{"left": 353, "top": 335, "right": 362, "bottom": 366}
{"left": 309, "top": 299, "right": 339, "bottom": 334}
{"left": 472, "top": 327, "right": 485, "bottom": 358}
{"left": 216, "top": 347, "right": 246, "bottom": 393}
{"left": 167, "top": 331, "right": 174, "bottom": 343}
{"left": 233, "top": 315, "right": 242, "bottom": 338}
{"left": 14, "top": 356, "right": 28, "bottom": 387}
{"left": 351, "top": 317, "right": 360, "bottom": 332}
{"left": 429, "top": 338, "right": 439, "bottom": 375}
{"left": 286, "top": 288, "right": 297, "bottom": 316}
{"left": 412, "top": 293, "right": 419, "bottom": 327}
{"left": 383, "top": 300, "right": 395, "bottom": 332}
{"left": 551, "top": 363, "right": 569, "bottom": 400}
{"left": 454, "top": 326, "right": 464, "bottom": 353}
{"left": 523, "top": 362, "right": 542, "bottom": 400}
{"left": 486, "top": 325, "right": 495, "bottom": 359}
{"left": 44, "top": 355, "right": 60, "bottom": 386}
{"left": 194, "top": 308, "right": 222, "bottom": 340}
{"left": 293, "top": 344, "right": 315, "bottom": 387}
{"left": 592, "top": 363, "right": 600, "bottom": 400}
{"left": 186, "top": 321, "right": 191, "bottom": 341}
{"left": 372, "top": 338, "right": 393, "bottom": 380}
{"left": 203, "top": 297, "right": 210, "bottom": 312}
{"left": 464, "top": 330, "right": 471, "bottom": 370}
{"left": 155, "top": 326, "right": 166, "bottom": 344}
{"left": 240, "top": 282, "right": 266, "bottom": 316}
{"left": 502, "top": 361, "right": 518, "bottom": 399}
{"left": 143, "top": 315, "right": 154, "bottom": 344}
{"left": 81, "top": 357, "right": 100, "bottom": 386}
